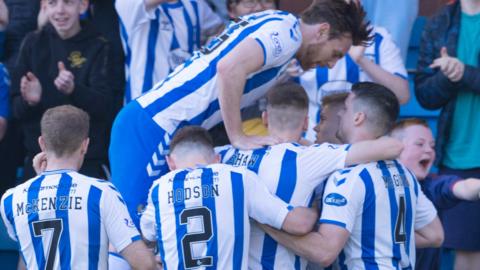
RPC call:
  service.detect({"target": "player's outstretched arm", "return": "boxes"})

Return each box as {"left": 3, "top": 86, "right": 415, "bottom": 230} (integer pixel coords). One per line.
{"left": 217, "top": 38, "right": 279, "bottom": 150}
{"left": 260, "top": 223, "right": 349, "bottom": 267}
{"left": 120, "top": 241, "right": 157, "bottom": 270}
{"left": 452, "top": 178, "right": 480, "bottom": 201}
{"left": 415, "top": 216, "right": 444, "bottom": 248}
{"left": 345, "top": 136, "right": 403, "bottom": 166}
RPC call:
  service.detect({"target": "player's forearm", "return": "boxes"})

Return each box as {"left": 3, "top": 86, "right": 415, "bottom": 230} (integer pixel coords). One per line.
{"left": 261, "top": 224, "right": 331, "bottom": 265}
{"left": 452, "top": 178, "right": 480, "bottom": 201}
{"left": 357, "top": 58, "right": 410, "bottom": 104}
{"left": 345, "top": 136, "right": 403, "bottom": 166}
{"left": 217, "top": 65, "right": 247, "bottom": 144}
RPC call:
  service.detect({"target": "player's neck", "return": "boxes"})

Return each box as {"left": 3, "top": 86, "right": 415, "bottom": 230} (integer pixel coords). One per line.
{"left": 270, "top": 129, "right": 301, "bottom": 144}
{"left": 348, "top": 130, "right": 376, "bottom": 144}
{"left": 461, "top": 0, "right": 480, "bottom": 15}
{"left": 44, "top": 153, "right": 82, "bottom": 172}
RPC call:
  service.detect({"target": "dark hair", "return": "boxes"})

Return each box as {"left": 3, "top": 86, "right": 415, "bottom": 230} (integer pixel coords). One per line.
{"left": 351, "top": 82, "right": 399, "bottom": 134}
{"left": 301, "top": 0, "right": 372, "bottom": 46}
{"left": 321, "top": 91, "right": 349, "bottom": 107}
{"left": 267, "top": 81, "right": 308, "bottom": 110}
{"left": 41, "top": 105, "right": 90, "bottom": 157}
{"left": 169, "top": 126, "right": 214, "bottom": 154}
{"left": 226, "top": 0, "right": 279, "bottom": 12}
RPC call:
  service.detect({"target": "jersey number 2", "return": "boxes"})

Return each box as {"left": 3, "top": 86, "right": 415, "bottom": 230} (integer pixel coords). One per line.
{"left": 32, "top": 218, "right": 63, "bottom": 270}
{"left": 394, "top": 196, "right": 406, "bottom": 243}
{"left": 180, "top": 207, "right": 214, "bottom": 268}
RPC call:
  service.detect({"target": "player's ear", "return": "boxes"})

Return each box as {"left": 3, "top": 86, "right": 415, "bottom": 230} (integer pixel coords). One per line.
{"left": 302, "top": 115, "right": 309, "bottom": 132}
{"left": 166, "top": 155, "right": 176, "bottom": 171}
{"left": 262, "top": 111, "right": 269, "bottom": 127}
{"left": 353, "top": 111, "right": 366, "bottom": 126}
{"left": 38, "top": 136, "right": 46, "bottom": 152}
{"left": 317, "top": 23, "right": 331, "bottom": 42}
{"left": 80, "top": 138, "right": 90, "bottom": 155}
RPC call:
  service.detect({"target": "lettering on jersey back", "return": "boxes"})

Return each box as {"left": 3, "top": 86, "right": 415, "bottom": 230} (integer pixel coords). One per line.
{"left": 16, "top": 196, "right": 83, "bottom": 216}
{"left": 226, "top": 152, "right": 259, "bottom": 169}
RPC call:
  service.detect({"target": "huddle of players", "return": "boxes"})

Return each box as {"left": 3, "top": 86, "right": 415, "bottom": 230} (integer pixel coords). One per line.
{"left": 0, "top": 1, "right": 453, "bottom": 269}
{"left": 2, "top": 80, "right": 445, "bottom": 270}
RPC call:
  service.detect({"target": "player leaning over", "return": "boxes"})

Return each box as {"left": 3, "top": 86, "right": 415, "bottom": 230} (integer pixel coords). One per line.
{"left": 109, "top": 0, "right": 372, "bottom": 230}
{"left": 0, "top": 105, "right": 156, "bottom": 270}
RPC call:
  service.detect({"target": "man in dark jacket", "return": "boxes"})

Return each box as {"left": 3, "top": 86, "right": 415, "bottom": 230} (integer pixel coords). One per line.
{"left": 415, "top": 0, "right": 480, "bottom": 269}
{"left": 10, "top": 0, "right": 114, "bottom": 180}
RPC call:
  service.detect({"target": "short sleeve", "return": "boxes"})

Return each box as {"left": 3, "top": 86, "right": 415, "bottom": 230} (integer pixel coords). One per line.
{"left": 101, "top": 185, "right": 141, "bottom": 252}
{"left": 299, "top": 143, "right": 350, "bottom": 188}
{"left": 414, "top": 183, "right": 438, "bottom": 230}
{"left": 249, "top": 17, "right": 301, "bottom": 67}
{"left": 376, "top": 27, "right": 408, "bottom": 79}
{"left": 319, "top": 170, "right": 365, "bottom": 232}
{"left": 140, "top": 183, "right": 159, "bottom": 242}
{"left": 0, "top": 190, "right": 17, "bottom": 241}
{"left": 0, "top": 64, "right": 10, "bottom": 119}
{"left": 243, "top": 170, "right": 290, "bottom": 229}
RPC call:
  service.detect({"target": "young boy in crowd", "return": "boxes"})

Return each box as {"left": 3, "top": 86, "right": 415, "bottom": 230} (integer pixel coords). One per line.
{"left": 10, "top": 0, "right": 115, "bottom": 180}
{"left": 391, "top": 118, "right": 480, "bottom": 269}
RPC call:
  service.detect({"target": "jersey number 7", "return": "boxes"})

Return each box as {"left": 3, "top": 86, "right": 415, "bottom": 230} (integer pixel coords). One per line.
{"left": 32, "top": 218, "right": 64, "bottom": 270}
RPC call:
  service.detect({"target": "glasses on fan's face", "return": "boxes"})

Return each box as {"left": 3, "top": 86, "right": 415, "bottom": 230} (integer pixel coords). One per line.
{"left": 238, "top": 0, "right": 275, "bottom": 8}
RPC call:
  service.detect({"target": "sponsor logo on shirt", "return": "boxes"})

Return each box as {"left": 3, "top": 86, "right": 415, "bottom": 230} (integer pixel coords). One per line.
{"left": 324, "top": 193, "right": 347, "bottom": 206}
{"left": 270, "top": 32, "right": 282, "bottom": 57}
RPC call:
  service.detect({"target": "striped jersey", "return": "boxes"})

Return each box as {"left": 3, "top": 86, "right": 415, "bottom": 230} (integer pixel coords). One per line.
{"left": 297, "top": 26, "right": 407, "bottom": 141}
{"left": 116, "top": 0, "right": 223, "bottom": 103}
{"left": 0, "top": 170, "right": 140, "bottom": 270}
{"left": 320, "top": 160, "right": 437, "bottom": 269}
{"left": 217, "top": 142, "right": 350, "bottom": 270}
{"left": 140, "top": 164, "right": 293, "bottom": 270}
{"left": 135, "top": 10, "right": 301, "bottom": 135}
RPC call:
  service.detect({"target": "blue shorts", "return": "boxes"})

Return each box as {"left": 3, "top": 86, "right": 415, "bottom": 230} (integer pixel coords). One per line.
{"left": 109, "top": 101, "right": 170, "bottom": 229}
{"left": 439, "top": 167, "right": 480, "bottom": 250}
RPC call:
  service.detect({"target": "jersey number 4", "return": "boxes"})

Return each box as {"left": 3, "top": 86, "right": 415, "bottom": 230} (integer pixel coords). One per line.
{"left": 31, "top": 218, "right": 64, "bottom": 270}
{"left": 394, "top": 196, "right": 407, "bottom": 243}
{"left": 180, "top": 207, "right": 214, "bottom": 268}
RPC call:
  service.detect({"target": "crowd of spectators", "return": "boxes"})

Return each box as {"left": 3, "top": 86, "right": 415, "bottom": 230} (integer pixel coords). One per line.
{"left": 0, "top": 0, "right": 479, "bottom": 269}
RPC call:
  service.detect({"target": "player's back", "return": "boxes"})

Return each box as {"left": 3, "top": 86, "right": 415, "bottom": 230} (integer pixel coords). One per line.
{"left": 0, "top": 170, "right": 140, "bottom": 270}
{"left": 219, "top": 142, "right": 349, "bottom": 269}
{"left": 321, "top": 160, "right": 436, "bottom": 269}
{"left": 142, "top": 163, "right": 290, "bottom": 270}
{"left": 135, "top": 10, "right": 301, "bottom": 134}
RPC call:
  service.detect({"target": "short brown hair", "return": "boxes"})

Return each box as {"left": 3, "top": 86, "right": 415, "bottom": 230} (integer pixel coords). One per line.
{"left": 41, "top": 105, "right": 90, "bottom": 157}
{"left": 301, "top": 0, "right": 372, "bottom": 46}
{"left": 321, "top": 91, "right": 348, "bottom": 107}
{"left": 391, "top": 118, "right": 430, "bottom": 138}
{"left": 169, "top": 126, "right": 214, "bottom": 154}
{"left": 266, "top": 82, "right": 308, "bottom": 110}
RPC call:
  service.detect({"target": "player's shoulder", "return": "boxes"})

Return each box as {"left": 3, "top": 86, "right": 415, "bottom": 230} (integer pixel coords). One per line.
{"left": 66, "top": 171, "right": 118, "bottom": 193}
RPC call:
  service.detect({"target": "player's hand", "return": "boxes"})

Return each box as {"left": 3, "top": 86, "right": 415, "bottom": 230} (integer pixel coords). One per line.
{"left": 348, "top": 45, "right": 367, "bottom": 64}
{"left": 231, "top": 134, "right": 280, "bottom": 150}
{"left": 429, "top": 47, "right": 465, "bottom": 82}
{"left": 285, "top": 59, "right": 304, "bottom": 77}
{"left": 20, "top": 72, "right": 42, "bottom": 106}
{"left": 54, "top": 61, "right": 75, "bottom": 95}
{"left": 155, "top": 255, "right": 163, "bottom": 270}
{"left": 32, "top": 152, "right": 47, "bottom": 175}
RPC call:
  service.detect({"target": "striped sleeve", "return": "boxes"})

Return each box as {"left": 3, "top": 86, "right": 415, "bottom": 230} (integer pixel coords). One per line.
{"left": 115, "top": 0, "right": 157, "bottom": 34}
{"left": 100, "top": 184, "right": 141, "bottom": 252}
{"left": 140, "top": 182, "right": 159, "bottom": 242}
{"left": 0, "top": 189, "right": 16, "bottom": 241}
{"left": 319, "top": 170, "right": 365, "bottom": 232}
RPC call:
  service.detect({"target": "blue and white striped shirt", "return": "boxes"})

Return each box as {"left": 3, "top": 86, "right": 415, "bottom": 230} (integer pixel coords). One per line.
{"left": 116, "top": 0, "right": 223, "bottom": 103}
{"left": 140, "top": 164, "right": 292, "bottom": 270}
{"left": 320, "top": 160, "right": 437, "bottom": 269}
{"left": 0, "top": 170, "right": 140, "bottom": 270}
{"left": 135, "top": 10, "right": 302, "bottom": 134}
{"left": 218, "top": 142, "right": 350, "bottom": 270}
{"left": 298, "top": 26, "right": 407, "bottom": 141}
